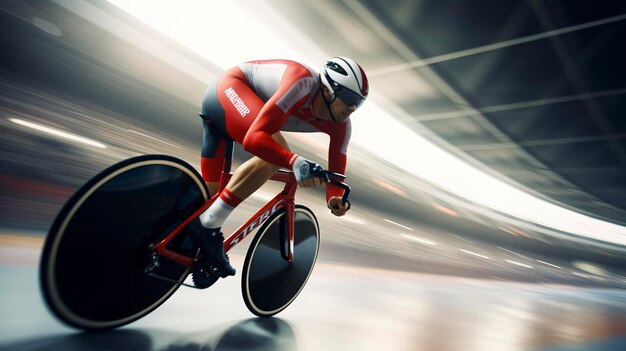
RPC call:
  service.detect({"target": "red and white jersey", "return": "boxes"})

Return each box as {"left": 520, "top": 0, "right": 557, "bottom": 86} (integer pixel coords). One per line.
{"left": 235, "top": 59, "right": 351, "bottom": 200}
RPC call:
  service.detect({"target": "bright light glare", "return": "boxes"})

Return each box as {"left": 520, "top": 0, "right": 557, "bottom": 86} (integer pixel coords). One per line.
{"left": 107, "top": 0, "right": 626, "bottom": 246}
{"left": 107, "top": 0, "right": 308, "bottom": 69}
{"left": 352, "top": 103, "right": 626, "bottom": 245}
{"left": 9, "top": 118, "right": 107, "bottom": 148}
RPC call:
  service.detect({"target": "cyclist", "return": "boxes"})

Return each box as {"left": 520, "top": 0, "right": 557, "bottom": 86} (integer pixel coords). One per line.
{"left": 187, "top": 57, "right": 369, "bottom": 278}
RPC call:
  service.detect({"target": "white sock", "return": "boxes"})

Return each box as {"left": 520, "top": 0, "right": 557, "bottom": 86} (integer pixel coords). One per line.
{"left": 199, "top": 197, "right": 234, "bottom": 229}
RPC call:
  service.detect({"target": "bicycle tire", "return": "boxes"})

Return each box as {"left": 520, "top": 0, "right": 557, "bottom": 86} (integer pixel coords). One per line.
{"left": 241, "top": 205, "right": 320, "bottom": 317}
{"left": 40, "top": 154, "right": 209, "bottom": 330}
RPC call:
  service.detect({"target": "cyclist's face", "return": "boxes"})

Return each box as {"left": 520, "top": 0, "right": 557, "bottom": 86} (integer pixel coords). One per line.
{"left": 330, "top": 97, "right": 357, "bottom": 123}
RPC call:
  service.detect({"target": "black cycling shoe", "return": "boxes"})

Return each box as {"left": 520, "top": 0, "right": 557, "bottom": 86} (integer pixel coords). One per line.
{"left": 185, "top": 218, "right": 236, "bottom": 278}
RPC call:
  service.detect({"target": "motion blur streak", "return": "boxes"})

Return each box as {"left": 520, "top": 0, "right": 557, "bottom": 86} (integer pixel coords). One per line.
{"left": 460, "top": 249, "right": 490, "bottom": 260}
{"left": 433, "top": 203, "right": 460, "bottom": 218}
{"left": 400, "top": 233, "right": 437, "bottom": 246}
{"left": 384, "top": 218, "right": 414, "bottom": 231}
{"left": 506, "top": 260, "right": 534, "bottom": 269}
{"left": 9, "top": 118, "right": 107, "bottom": 148}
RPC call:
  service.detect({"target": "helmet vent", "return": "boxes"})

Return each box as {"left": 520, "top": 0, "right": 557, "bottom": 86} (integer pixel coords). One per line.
{"left": 325, "top": 61, "right": 348, "bottom": 76}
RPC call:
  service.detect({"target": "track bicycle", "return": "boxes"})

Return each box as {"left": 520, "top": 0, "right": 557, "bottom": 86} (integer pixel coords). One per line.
{"left": 39, "top": 154, "right": 350, "bottom": 330}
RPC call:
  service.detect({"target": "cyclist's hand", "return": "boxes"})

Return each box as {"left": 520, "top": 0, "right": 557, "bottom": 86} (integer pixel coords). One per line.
{"left": 292, "top": 156, "right": 324, "bottom": 187}
{"left": 328, "top": 196, "right": 349, "bottom": 217}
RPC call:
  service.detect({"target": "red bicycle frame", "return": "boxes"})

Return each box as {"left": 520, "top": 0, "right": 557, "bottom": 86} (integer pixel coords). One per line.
{"left": 152, "top": 169, "right": 298, "bottom": 269}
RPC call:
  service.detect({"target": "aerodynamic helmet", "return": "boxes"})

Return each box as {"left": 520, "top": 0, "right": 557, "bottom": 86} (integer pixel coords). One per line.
{"left": 320, "top": 56, "right": 369, "bottom": 109}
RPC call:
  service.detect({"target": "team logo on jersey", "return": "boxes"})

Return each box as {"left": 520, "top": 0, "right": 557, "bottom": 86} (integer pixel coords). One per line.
{"left": 224, "top": 87, "right": 250, "bottom": 117}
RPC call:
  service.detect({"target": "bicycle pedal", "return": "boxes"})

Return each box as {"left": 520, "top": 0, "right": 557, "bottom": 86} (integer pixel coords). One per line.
{"left": 209, "top": 265, "right": 236, "bottom": 278}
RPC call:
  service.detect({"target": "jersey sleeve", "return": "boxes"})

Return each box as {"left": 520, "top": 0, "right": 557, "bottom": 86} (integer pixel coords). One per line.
{"left": 324, "top": 120, "right": 351, "bottom": 202}
{"left": 242, "top": 64, "right": 316, "bottom": 168}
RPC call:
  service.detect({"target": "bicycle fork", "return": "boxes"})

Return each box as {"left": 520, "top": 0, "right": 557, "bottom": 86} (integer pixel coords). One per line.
{"left": 280, "top": 200, "right": 296, "bottom": 264}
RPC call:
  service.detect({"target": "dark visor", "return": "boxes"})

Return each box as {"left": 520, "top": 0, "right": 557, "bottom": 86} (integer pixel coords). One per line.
{"left": 334, "top": 85, "right": 365, "bottom": 109}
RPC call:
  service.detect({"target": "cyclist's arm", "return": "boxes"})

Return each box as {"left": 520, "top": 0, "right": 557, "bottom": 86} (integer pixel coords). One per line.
{"left": 325, "top": 120, "right": 351, "bottom": 202}
{"left": 243, "top": 103, "right": 296, "bottom": 168}
{"left": 242, "top": 68, "right": 315, "bottom": 169}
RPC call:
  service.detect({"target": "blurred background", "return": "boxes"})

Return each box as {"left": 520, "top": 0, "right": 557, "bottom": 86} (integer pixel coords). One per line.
{"left": 1, "top": 1, "right": 626, "bottom": 350}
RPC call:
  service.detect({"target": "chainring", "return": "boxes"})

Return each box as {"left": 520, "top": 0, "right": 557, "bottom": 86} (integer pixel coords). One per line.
{"left": 192, "top": 262, "right": 219, "bottom": 289}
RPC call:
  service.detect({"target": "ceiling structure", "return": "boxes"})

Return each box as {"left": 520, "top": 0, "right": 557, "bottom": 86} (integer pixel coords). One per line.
{"left": 250, "top": 0, "right": 626, "bottom": 225}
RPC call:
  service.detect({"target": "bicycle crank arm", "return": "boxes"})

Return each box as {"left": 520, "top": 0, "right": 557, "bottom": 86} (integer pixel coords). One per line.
{"left": 144, "top": 271, "right": 202, "bottom": 289}
{"left": 144, "top": 251, "right": 204, "bottom": 289}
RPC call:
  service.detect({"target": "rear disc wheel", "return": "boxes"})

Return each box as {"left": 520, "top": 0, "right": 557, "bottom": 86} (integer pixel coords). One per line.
{"left": 40, "top": 155, "right": 209, "bottom": 330}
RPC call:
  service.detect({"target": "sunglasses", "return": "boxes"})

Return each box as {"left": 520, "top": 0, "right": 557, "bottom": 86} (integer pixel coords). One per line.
{"left": 334, "top": 85, "right": 365, "bottom": 109}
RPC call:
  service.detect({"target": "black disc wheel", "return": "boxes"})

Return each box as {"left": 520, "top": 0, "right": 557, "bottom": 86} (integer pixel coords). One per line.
{"left": 242, "top": 205, "right": 320, "bottom": 317}
{"left": 40, "top": 155, "right": 209, "bottom": 330}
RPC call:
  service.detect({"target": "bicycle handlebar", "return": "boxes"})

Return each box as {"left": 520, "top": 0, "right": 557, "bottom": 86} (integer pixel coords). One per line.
{"left": 312, "top": 166, "right": 352, "bottom": 209}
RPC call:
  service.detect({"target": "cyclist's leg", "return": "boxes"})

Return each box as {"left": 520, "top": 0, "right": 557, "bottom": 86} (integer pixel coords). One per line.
{"left": 192, "top": 69, "right": 268, "bottom": 277}
{"left": 225, "top": 132, "right": 290, "bottom": 200}
{"left": 194, "top": 123, "right": 237, "bottom": 277}
{"left": 198, "top": 132, "right": 289, "bottom": 234}
{"left": 199, "top": 76, "right": 235, "bottom": 196}
{"left": 200, "top": 119, "right": 233, "bottom": 196}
